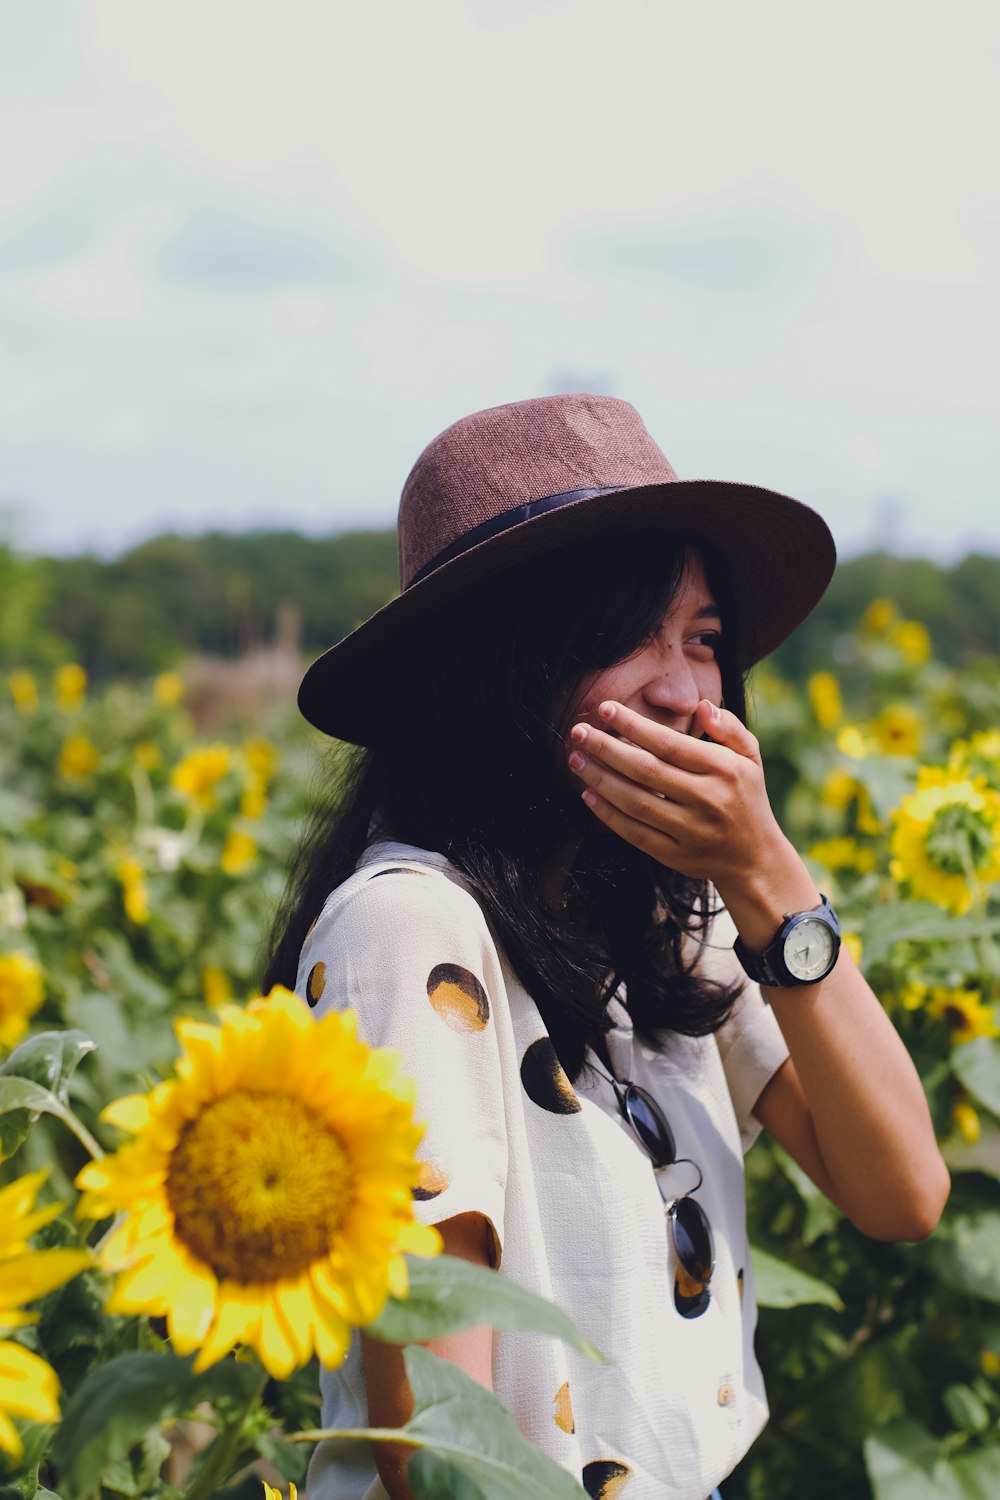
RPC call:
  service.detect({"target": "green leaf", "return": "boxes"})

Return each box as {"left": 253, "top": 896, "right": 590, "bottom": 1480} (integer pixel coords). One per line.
{"left": 953, "top": 1038, "right": 1000, "bottom": 1117}
{"left": 0, "top": 1030, "right": 96, "bottom": 1098}
{"left": 0, "top": 1077, "right": 100, "bottom": 1162}
{"left": 366, "top": 1256, "right": 604, "bottom": 1362}
{"left": 864, "top": 1419, "right": 964, "bottom": 1500}
{"left": 299, "top": 1350, "right": 588, "bottom": 1500}
{"left": 749, "top": 1244, "right": 844, "bottom": 1310}
{"left": 51, "top": 1351, "right": 261, "bottom": 1500}
{"left": 943, "top": 1382, "right": 991, "bottom": 1434}
{"left": 951, "top": 1445, "right": 1000, "bottom": 1500}
{"left": 0, "top": 1031, "right": 96, "bottom": 1163}
{"left": 772, "top": 1145, "right": 842, "bottom": 1245}
{"left": 860, "top": 902, "right": 1000, "bottom": 968}
{"left": 918, "top": 1208, "right": 1000, "bottom": 1305}
{"left": 865, "top": 1422, "right": 1000, "bottom": 1500}
{"left": 400, "top": 1347, "right": 587, "bottom": 1500}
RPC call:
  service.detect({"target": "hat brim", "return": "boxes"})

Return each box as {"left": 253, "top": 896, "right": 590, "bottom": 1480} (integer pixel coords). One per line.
{"left": 298, "top": 478, "right": 836, "bottom": 743}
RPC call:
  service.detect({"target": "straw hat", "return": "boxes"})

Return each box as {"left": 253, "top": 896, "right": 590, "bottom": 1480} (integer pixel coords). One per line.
{"left": 299, "top": 394, "right": 836, "bottom": 743}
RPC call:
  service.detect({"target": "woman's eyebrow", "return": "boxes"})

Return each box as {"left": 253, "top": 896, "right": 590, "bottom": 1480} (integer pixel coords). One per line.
{"left": 693, "top": 603, "right": 722, "bottom": 621}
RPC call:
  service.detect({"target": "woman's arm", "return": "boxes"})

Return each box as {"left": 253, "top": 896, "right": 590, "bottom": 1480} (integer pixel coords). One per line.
{"left": 362, "top": 1211, "right": 495, "bottom": 1500}
{"left": 567, "top": 698, "right": 950, "bottom": 1241}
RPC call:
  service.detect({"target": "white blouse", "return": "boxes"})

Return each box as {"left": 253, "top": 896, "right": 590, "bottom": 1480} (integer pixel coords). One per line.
{"left": 298, "top": 839, "right": 790, "bottom": 1500}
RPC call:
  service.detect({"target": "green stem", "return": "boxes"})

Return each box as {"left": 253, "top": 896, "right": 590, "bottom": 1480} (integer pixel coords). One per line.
{"left": 184, "top": 1367, "right": 268, "bottom": 1500}
{"left": 63, "top": 1109, "right": 105, "bottom": 1162}
{"left": 289, "top": 1426, "right": 423, "bottom": 1447}
{"left": 960, "top": 836, "right": 997, "bottom": 1004}
{"left": 130, "top": 762, "right": 154, "bottom": 829}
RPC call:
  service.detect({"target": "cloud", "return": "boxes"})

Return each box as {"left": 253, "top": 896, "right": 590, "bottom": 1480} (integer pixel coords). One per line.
{"left": 158, "top": 200, "right": 370, "bottom": 289}
{"left": 82, "top": 0, "right": 999, "bottom": 282}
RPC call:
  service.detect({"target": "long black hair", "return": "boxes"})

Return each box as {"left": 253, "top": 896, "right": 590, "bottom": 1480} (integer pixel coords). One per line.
{"left": 264, "top": 531, "right": 746, "bottom": 1079}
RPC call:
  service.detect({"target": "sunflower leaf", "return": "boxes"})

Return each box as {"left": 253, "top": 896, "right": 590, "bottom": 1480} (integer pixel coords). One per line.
{"left": 914, "top": 1207, "right": 1000, "bottom": 1305}
{"left": 953, "top": 1038, "right": 1000, "bottom": 1117}
{"left": 0, "top": 1078, "right": 99, "bottom": 1162}
{"left": 403, "top": 1347, "right": 589, "bottom": 1500}
{"left": 0, "top": 1032, "right": 96, "bottom": 1163}
{"left": 50, "top": 1351, "right": 260, "bottom": 1500}
{"left": 859, "top": 901, "right": 1000, "bottom": 968}
{"left": 749, "top": 1244, "right": 844, "bottom": 1310}
{"left": 367, "top": 1255, "right": 604, "bottom": 1361}
{"left": 0, "top": 1030, "right": 96, "bottom": 1100}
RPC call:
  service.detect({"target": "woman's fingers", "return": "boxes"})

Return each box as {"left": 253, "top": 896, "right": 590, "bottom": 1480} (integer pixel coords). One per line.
{"left": 568, "top": 729, "right": 689, "bottom": 801}
{"left": 581, "top": 787, "right": 683, "bottom": 863}
{"left": 571, "top": 752, "right": 693, "bottom": 845}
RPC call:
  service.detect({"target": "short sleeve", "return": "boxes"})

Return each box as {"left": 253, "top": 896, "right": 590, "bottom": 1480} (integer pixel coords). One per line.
{"left": 699, "top": 902, "right": 790, "bottom": 1153}
{"left": 295, "top": 865, "right": 508, "bottom": 1264}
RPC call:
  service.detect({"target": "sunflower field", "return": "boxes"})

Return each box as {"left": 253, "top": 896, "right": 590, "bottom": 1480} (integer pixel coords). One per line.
{"left": 2, "top": 598, "right": 1000, "bottom": 1500}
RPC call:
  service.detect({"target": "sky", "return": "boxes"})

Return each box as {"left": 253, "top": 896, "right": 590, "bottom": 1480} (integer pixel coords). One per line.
{"left": 1, "top": 0, "right": 998, "bottom": 562}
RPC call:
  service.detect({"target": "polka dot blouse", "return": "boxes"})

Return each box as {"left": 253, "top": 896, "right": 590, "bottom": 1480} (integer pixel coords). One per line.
{"left": 298, "top": 840, "right": 790, "bottom": 1500}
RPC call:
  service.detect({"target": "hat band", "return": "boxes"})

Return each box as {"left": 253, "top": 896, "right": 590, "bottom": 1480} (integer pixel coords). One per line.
{"left": 407, "top": 484, "right": 625, "bottom": 588}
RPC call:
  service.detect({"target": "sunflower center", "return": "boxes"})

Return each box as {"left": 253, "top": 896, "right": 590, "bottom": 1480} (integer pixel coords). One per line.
{"left": 926, "top": 803, "right": 995, "bottom": 875}
{"left": 166, "top": 1091, "right": 354, "bottom": 1283}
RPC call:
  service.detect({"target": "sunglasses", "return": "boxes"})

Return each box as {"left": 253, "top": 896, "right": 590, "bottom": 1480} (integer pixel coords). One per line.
{"left": 603, "top": 1072, "right": 715, "bottom": 1319}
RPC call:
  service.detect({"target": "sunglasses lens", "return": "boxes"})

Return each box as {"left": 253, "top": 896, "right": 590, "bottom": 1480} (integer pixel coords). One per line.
{"left": 625, "top": 1086, "right": 675, "bottom": 1166}
{"left": 670, "top": 1198, "right": 714, "bottom": 1320}
{"left": 671, "top": 1196, "right": 714, "bottom": 1286}
{"left": 674, "top": 1277, "right": 712, "bottom": 1319}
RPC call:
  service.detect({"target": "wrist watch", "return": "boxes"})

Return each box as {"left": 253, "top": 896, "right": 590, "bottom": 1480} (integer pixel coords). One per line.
{"left": 733, "top": 895, "right": 842, "bottom": 987}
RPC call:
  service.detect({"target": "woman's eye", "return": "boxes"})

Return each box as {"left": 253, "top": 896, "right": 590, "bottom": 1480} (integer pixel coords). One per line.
{"left": 690, "top": 632, "right": 722, "bottom": 656}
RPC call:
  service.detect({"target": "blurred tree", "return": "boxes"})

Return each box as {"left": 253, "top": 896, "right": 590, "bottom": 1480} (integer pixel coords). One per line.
{"left": 19, "top": 529, "right": 1000, "bottom": 683}
{"left": 0, "top": 540, "right": 68, "bottom": 668}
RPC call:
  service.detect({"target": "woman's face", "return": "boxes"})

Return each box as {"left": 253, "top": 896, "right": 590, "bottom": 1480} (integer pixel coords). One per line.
{"left": 560, "top": 553, "right": 724, "bottom": 743}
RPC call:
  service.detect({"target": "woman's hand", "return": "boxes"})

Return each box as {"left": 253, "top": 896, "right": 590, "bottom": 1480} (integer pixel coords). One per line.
{"left": 567, "top": 697, "right": 787, "bottom": 891}
{"left": 569, "top": 697, "right": 950, "bottom": 1242}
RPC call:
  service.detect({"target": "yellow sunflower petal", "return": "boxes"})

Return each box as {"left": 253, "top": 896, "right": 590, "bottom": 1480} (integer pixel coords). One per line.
{"left": 0, "top": 1249, "right": 90, "bottom": 1314}
{"left": 0, "top": 1172, "right": 49, "bottom": 1231}
{"left": 303, "top": 1282, "right": 351, "bottom": 1370}
{"left": 0, "top": 1339, "right": 60, "bottom": 1423}
{"left": 0, "top": 1405, "right": 23, "bottom": 1461}
{"left": 274, "top": 1280, "right": 318, "bottom": 1368}
{"left": 192, "top": 1284, "right": 262, "bottom": 1373}
{"left": 256, "top": 1297, "right": 299, "bottom": 1381}
{"left": 100, "top": 1093, "right": 153, "bottom": 1133}
{"left": 386, "top": 1255, "right": 408, "bottom": 1301}
{"left": 166, "top": 1255, "right": 219, "bottom": 1352}
{"left": 394, "top": 1221, "right": 443, "bottom": 1260}
{"left": 0, "top": 1206, "right": 64, "bottom": 1265}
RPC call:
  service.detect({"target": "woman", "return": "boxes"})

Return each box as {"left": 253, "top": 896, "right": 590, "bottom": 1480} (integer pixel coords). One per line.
{"left": 265, "top": 394, "right": 949, "bottom": 1500}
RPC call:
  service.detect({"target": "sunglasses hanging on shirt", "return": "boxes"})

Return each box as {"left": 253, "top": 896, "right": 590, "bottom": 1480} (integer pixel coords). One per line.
{"left": 590, "top": 1057, "right": 715, "bottom": 1319}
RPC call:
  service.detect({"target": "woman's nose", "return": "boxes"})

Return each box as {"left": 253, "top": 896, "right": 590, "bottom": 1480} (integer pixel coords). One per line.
{"left": 641, "top": 654, "right": 701, "bottom": 718}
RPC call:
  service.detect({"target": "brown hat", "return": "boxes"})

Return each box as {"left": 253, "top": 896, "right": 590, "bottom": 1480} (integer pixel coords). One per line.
{"left": 299, "top": 394, "right": 836, "bottom": 743}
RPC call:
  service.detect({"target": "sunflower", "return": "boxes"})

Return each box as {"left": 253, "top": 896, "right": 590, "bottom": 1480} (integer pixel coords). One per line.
{"left": 58, "top": 733, "right": 100, "bottom": 782}
{"left": 0, "top": 953, "right": 44, "bottom": 1051}
{"left": 807, "top": 672, "right": 842, "bottom": 731}
{"left": 926, "top": 985, "right": 999, "bottom": 1045}
{"left": 872, "top": 702, "right": 924, "bottom": 758}
{"left": 116, "top": 856, "right": 150, "bottom": 926}
{"left": 76, "top": 988, "right": 441, "bottom": 1379}
{"left": 890, "top": 770, "right": 1000, "bottom": 914}
{"left": 221, "top": 830, "right": 257, "bottom": 876}
{"left": 153, "top": 670, "right": 185, "bottom": 706}
{"left": 0, "top": 1172, "right": 91, "bottom": 1460}
{"left": 170, "top": 746, "right": 231, "bottom": 808}
{"left": 7, "top": 671, "right": 38, "bottom": 715}
{"left": 55, "top": 663, "right": 87, "bottom": 710}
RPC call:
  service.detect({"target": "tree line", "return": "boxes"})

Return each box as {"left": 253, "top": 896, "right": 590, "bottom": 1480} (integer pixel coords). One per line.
{"left": 2, "top": 528, "right": 999, "bottom": 683}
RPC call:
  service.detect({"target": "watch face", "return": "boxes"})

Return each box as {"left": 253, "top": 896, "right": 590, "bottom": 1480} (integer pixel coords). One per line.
{"left": 782, "top": 917, "right": 837, "bottom": 981}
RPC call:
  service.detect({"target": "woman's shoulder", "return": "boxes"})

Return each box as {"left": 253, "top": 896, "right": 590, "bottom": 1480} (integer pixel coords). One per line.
{"left": 306, "top": 839, "right": 495, "bottom": 954}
